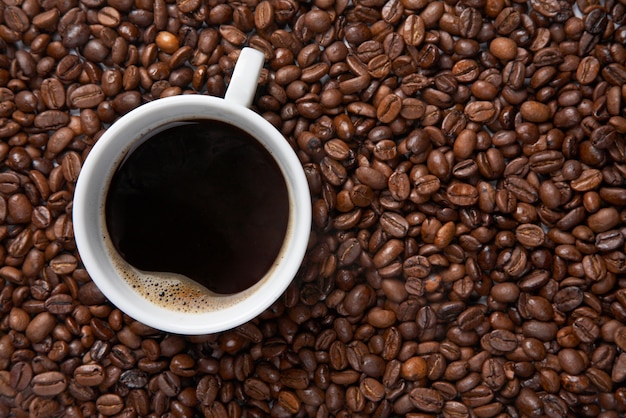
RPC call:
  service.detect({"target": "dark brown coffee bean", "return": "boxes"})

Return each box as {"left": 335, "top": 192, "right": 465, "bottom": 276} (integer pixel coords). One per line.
{"left": 40, "top": 78, "right": 66, "bottom": 110}
{"left": 34, "top": 110, "right": 70, "bottom": 130}
{"left": 280, "top": 368, "right": 309, "bottom": 390}
{"left": 452, "top": 159, "right": 478, "bottom": 179}
{"left": 576, "top": 56, "right": 600, "bottom": 85}
{"left": 74, "top": 364, "right": 105, "bottom": 387}
{"left": 69, "top": 84, "right": 105, "bottom": 109}
{"left": 337, "top": 238, "right": 361, "bottom": 267}
{"left": 553, "top": 286, "right": 583, "bottom": 312}
{"left": 56, "top": 54, "right": 83, "bottom": 82}
{"left": 95, "top": 6, "right": 121, "bottom": 27}
{"left": 324, "top": 139, "right": 350, "bottom": 160}
{"left": 10, "top": 362, "right": 33, "bottom": 392}
{"left": 515, "top": 224, "right": 545, "bottom": 247}
{"left": 414, "top": 175, "right": 440, "bottom": 196}
{"left": 277, "top": 390, "right": 300, "bottom": 414}
{"left": 523, "top": 320, "right": 558, "bottom": 342}
{"left": 5, "top": 6, "right": 30, "bottom": 33}
{"left": 96, "top": 394, "right": 124, "bottom": 416}
{"left": 379, "top": 212, "right": 409, "bottom": 238}
{"left": 520, "top": 101, "right": 551, "bottom": 122}
{"left": 451, "top": 59, "right": 480, "bottom": 83}
{"left": 571, "top": 169, "right": 603, "bottom": 191}
{"left": 377, "top": 94, "right": 402, "bottom": 123}
{"left": 602, "top": 63, "right": 626, "bottom": 86}
{"left": 488, "top": 329, "right": 517, "bottom": 352}
{"left": 458, "top": 306, "right": 486, "bottom": 331}
{"left": 588, "top": 207, "right": 620, "bottom": 232}
{"left": 25, "top": 311, "right": 56, "bottom": 343}
{"left": 596, "top": 230, "right": 623, "bottom": 251}
{"left": 409, "top": 387, "right": 444, "bottom": 413}
{"left": 403, "top": 255, "right": 431, "bottom": 279}
{"left": 504, "top": 177, "right": 538, "bottom": 203}
{"left": 529, "top": 150, "right": 564, "bottom": 174}
{"left": 44, "top": 294, "right": 74, "bottom": 315}
{"left": 32, "top": 371, "right": 67, "bottom": 396}
{"left": 401, "top": 15, "right": 425, "bottom": 46}
{"left": 7, "top": 193, "right": 32, "bottom": 224}
{"left": 446, "top": 183, "right": 478, "bottom": 206}
{"left": 343, "top": 284, "right": 373, "bottom": 316}
{"left": 196, "top": 375, "right": 219, "bottom": 405}
{"left": 0, "top": 119, "right": 20, "bottom": 139}
{"left": 465, "top": 101, "right": 496, "bottom": 122}
{"left": 356, "top": 166, "right": 387, "bottom": 190}
{"left": 112, "top": 91, "right": 141, "bottom": 114}
{"left": 61, "top": 152, "right": 82, "bottom": 183}
{"left": 572, "top": 316, "right": 600, "bottom": 343}
{"left": 357, "top": 376, "right": 383, "bottom": 402}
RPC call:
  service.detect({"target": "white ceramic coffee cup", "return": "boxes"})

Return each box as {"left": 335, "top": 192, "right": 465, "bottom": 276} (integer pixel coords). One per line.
{"left": 73, "top": 48, "right": 311, "bottom": 335}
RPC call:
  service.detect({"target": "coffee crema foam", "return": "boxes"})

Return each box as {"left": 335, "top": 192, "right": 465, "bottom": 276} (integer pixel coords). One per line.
{"left": 110, "top": 250, "right": 266, "bottom": 314}
{"left": 101, "top": 213, "right": 271, "bottom": 314}
{"left": 123, "top": 271, "right": 221, "bottom": 313}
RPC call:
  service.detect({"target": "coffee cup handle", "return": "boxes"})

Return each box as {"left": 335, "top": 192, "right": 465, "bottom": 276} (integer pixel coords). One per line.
{"left": 223, "top": 47, "right": 265, "bottom": 108}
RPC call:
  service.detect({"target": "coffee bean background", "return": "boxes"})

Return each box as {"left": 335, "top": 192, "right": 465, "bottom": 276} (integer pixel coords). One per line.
{"left": 1, "top": 0, "right": 626, "bottom": 416}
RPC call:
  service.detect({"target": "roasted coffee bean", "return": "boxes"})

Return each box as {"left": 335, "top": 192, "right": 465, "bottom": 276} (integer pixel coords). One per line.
{"left": 571, "top": 169, "right": 603, "bottom": 191}
{"left": 465, "top": 101, "right": 496, "bottom": 122}
{"left": 577, "top": 56, "right": 601, "bottom": 85}
{"left": 31, "top": 371, "right": 67, "bottom": 396}
{"left": 516, "top": 224, "right": 545, "bottom": 247}
{"left": 44, "top": 293, "right": 74, "bottom": 314}
{"left": 447, "top": 183, "right": 479, "bottom": 206}
{"left": 414, "top": 175, "right": 440, "bottom": 196}
{"left": 68, "top": 84, "right": 105, "bottom": 109}
{"left": 40, "top": 78, "right": 66, "bottom": 110}
{"left": 74, "top": 363, "right": 105, "bottom": 386}
{"left": 596, "top": 230, "right": 624, "bottom": 251}
{"left": 377, "top": 94, "right": 402, "bottom": 123}
{"left": 34, "top": 110, "right": 70, "bottom": 130}
{"left": 112, "top": 91, "right": 142, "bottom": 114}
{"left": 4, "top": 6, "right": 30, "bottom": 33}
{"left": 489, "top": 37, "right": 518, "bottom": 61}
{"left": 96, "top": 393, "right": 124, "bottom": 415}
{"left": 409, "top": 387, "right": 444, "bottom": 413}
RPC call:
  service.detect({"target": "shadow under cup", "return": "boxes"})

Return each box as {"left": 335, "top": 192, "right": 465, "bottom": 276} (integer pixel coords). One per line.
{"left": 73, "top": 95, "right": 311, "bottom": 334}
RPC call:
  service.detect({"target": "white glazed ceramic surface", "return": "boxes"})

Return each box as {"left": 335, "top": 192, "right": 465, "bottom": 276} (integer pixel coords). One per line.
{"left": 73, "top": 49, "right": 311, "bottom": 334}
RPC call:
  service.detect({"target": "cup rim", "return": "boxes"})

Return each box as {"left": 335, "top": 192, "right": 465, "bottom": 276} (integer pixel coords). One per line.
{"left": 73, "top": 95, "right": 311, "bottom": 334}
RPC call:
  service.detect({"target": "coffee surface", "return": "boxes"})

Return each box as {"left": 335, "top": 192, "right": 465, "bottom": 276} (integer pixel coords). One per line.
{"left": 105, "top": 119, "right": 290, "bottom": 294}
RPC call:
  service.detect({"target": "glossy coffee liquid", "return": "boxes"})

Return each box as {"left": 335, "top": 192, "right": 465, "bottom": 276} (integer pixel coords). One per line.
{"left": 105, "top": 120, "right": 290, "bottom": 294}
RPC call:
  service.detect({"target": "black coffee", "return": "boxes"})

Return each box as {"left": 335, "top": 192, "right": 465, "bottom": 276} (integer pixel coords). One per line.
{"left": 105, "top": 119, "right": 290, "bottom": 294}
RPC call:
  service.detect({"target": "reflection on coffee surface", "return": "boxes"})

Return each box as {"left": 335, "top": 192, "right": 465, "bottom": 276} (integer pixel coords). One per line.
{"left": 105, "top": 119, "right": 290, "bottom": 294}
